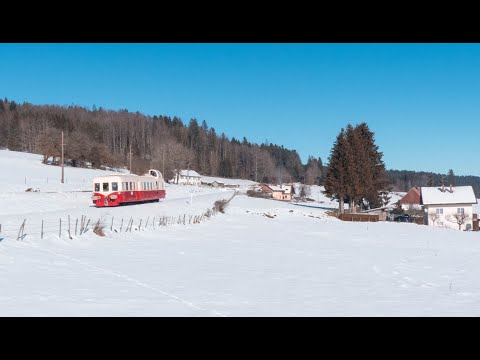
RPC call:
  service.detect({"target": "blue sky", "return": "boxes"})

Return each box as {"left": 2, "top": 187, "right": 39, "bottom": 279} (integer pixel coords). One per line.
{"left": 1, "top": 43, "right": 480, "bottom": 175}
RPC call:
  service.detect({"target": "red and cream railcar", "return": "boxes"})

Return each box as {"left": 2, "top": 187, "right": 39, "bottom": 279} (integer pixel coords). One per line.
{"left": 91, "top": 169, "right": 166, "bottom": 207}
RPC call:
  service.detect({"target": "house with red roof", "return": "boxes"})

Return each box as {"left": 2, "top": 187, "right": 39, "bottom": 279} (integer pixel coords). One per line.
{"left": 399, "top": 186, "right": 422, "bottom": 211}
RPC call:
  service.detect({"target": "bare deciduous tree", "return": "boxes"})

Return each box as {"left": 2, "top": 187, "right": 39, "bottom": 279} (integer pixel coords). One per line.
{"left": 446, "top": 212, "right": 471, "bottom": 230}
{"left": 429, "top": 212, "right": 439, "bottom": 226}
{"left": 299, "top": 184, "right": 311, "bottom": 200}
{"left": 36, "top": 127, "right": 62, "bottom": 164}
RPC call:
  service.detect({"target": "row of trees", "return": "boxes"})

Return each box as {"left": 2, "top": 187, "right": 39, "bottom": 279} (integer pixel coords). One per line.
{"left": 386, "top": 168, "right": 480, "bottom": 197}
{"left": 323, "top": 123, "right": 390, "bottom": 213}
{"left": 0, "top": 99, "right": 324, "bottom": 184}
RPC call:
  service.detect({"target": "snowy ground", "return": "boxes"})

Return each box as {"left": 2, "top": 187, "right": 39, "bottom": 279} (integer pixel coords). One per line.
{"left": 1, "top": 150, "right": 480, "bottom": 316}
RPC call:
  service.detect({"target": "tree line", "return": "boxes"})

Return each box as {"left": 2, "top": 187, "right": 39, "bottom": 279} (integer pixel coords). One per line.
{"left": 0, "top": 98, "right": 324, "bottom": 184}
{"left": 386, "top": 168, "right": 480, "bottom": 198}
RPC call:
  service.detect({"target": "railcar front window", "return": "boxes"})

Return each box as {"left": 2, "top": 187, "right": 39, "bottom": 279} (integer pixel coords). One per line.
{"left": 94, "top": 183, "right": 100, "bottom": 192}
{"left": 103, "top": 183, "right": 109, "bottom": 192}
{"left": 112, "top": 182, "right": 118, "bottom": 191}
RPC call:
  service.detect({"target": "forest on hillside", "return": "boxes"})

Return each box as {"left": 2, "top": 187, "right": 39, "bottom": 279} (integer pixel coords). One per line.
{"left": 386, "top": 169, "right": 480, "bottom": 198}
{"left": 0, "top": 99, "right": 324, "bottom": 185}
{"left": 1, "top": 98, "right": 479, "bottom": 197}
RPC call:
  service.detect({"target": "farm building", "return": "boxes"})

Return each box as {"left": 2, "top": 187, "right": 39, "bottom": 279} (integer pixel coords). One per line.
{"left": 399, "top": 186, "right": 422, "bottom": 211}
{"left": 260, "top": 183, "right": 295, "bottom": 201}
{"left": 174, "top": 169, "right": 201, "bottom": 186}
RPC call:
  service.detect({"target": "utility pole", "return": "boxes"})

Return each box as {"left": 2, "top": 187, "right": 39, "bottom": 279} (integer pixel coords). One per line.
{"left": 129, "top": 143, "right": 132, "bottom": 174}
{"left": 61, "top": 131, "right": 64, "bottom": 184}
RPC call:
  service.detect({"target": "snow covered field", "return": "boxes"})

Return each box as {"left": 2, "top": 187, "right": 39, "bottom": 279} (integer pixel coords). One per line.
{"left": 1, "top": 150, "right": 480, "bottom": 316}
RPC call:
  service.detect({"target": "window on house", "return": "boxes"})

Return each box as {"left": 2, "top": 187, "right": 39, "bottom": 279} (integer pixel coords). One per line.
{"left": 103, "top": 183, "right": 109, "bottom": 192}
{"left": 436, "top": 208, "right": 443, "bottom": 215}
{"left": 112, "top": 182, "right": 118, "bottom": 191}
{"left": 438, "top": 222, "right": 444, "bottom": 226}
{"left": 94, "top": 183, "right": 100, "bottom": 192}
{"left": 457, "top": 208, "right": 465, "bottom": 215}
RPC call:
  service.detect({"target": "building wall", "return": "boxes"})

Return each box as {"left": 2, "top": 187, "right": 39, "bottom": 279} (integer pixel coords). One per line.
{"left": 425, "top": 203, "right": 473, "bottom": 230}
{"left": 272, "top": 191, "right": 284, "bottom": 200}
{"left": 272, "top": 192, "right": 293, "bottom": 201}
{"left": 177, "top": 175, "right": 201, "bottom": 186}
{"left": 401, "top": 204, "right": 423, "bottom": 211}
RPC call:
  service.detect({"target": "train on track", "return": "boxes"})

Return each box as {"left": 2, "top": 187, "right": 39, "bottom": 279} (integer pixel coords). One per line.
{"left": 92, "top": 169, "right": 166, "bottom": 207}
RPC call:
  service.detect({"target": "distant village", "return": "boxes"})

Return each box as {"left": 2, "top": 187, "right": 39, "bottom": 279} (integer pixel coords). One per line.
{"left": 173, "top": 168, "right": 479, "bottom": 232}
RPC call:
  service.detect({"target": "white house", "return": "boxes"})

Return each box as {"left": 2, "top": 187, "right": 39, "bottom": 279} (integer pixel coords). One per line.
{"left": 421, "top": 185, "right": 477, "bottom": 231}
{"left": 175, "top": 169, "right": 201, "bottom": 186}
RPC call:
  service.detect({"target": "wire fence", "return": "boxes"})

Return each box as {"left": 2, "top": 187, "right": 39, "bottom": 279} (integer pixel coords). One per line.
{"left": 0, "top": 192, "right": 238, "bottom": 242}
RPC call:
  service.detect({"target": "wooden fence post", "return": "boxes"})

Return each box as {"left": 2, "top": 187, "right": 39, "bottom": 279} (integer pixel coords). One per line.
{"left": 138, "top": 219, "right": 142, "bottom": 230}
{"left": 83, "top": 219, "right": 90, "bottom": 234}
{"left": 75, "top": 218, "right": 78, "bottom": 236}
{"left": 80, "top": 215, "right": 84, "bottom": 234}
{"left": 152, "top": 217, "right": 155, "bottom": 229}
{"left": 145, "top": 216, "right": 149, "bottom": 229}
{"left": 120, "top": 218, "right": 124, "bottom": 232}
{"left": 17, "top": 219, "right": 26, "bottom": 241}
{"left": 68, "top": 215, "right": 72, "bottom": 239}
{"left": 59, "top": 218, "right": 62, "bottom": 238}
{"left": 41, "top": 220, "right": 44, "bottom": 239}
{"left": 111, "top": 216, "right": 114, "bottom": 231}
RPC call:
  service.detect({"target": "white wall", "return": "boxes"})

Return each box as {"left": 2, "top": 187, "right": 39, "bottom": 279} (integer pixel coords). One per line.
{"left": 177, "top": 175, "right": 201, "bottom": 186}
{"left": 401, "top": 204, "right": 422, "bottom": 211}
{"left": 425, "top": 204, "right": 473, "bottom": 231}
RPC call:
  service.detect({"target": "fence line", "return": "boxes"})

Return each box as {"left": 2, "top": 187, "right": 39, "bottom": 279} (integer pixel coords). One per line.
{"left": 0, "top": 192, "right": 239, "bottom": 242}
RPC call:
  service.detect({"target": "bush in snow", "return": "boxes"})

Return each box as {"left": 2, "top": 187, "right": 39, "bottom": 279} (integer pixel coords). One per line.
{"left": 93, "top": 219, "right": 106, "bottom": 237}
{"left": 214, "top": 199, "right": 229, "bottom": 213}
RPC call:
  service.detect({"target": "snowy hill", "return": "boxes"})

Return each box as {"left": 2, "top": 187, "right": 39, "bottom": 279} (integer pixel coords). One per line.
{"left": 2, "top": 150, "right": 480, "bottom": 316}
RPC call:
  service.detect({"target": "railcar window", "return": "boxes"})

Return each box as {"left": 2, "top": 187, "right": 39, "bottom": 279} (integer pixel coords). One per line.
{"left": 94, "top": 183, "right": 100, "bottom": 192}
{"left": 103, "top": 183, "right": 109, "bottom": 192}
{"left": 112, "top": 182, "right": 118, "bottom": 191}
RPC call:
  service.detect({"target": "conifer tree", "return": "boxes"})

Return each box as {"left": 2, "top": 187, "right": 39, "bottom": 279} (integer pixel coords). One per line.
{"left": 324, "top": 128, "right": 349, "bottom": 213}
{"left": 448, "top": 169, "right": 455, "bottom": 186}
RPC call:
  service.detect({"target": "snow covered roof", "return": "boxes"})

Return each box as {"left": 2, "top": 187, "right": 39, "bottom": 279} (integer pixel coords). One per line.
{"left": 178, "top": 170, "right": 201, "bottom": 177}
{"left": 261, "top": 184, "right": 284, "bottom": 192}
{"left": 421, "top": 186, "right": 477, "bottom": 205}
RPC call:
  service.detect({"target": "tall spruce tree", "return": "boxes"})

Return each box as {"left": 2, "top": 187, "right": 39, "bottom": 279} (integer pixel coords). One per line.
{"left": 448, "top": 169, "right": 455, "bottom": 186}
{"left": 355, "top": 122, "right": 389, "bottom": 209}
{"left": 324, "top": 128, "right": 349, "bottom": 213}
